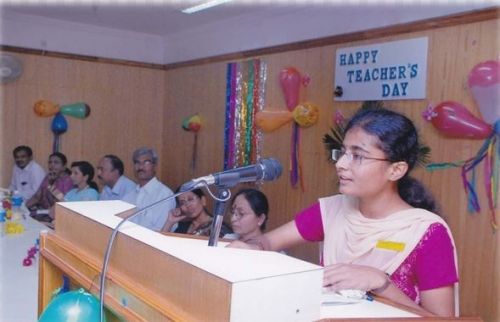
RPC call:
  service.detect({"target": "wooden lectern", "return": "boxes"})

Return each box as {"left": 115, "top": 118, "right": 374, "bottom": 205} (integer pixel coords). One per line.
{"left": 39, "top": 201, "right": 323, "bottom": 321}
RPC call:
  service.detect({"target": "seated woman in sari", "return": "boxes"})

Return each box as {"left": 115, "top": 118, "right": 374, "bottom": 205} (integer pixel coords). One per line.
{"left": 229, "top": 107, "right": 458, "bottom": 317}
{"left": 229, "top": 188, "right": 269, "bottom": 243}
{"left": 161, "top": 188, "right": 232, "bottom": 238}
{"left": 26, "top": 152, "right": 73, "bottom": 221}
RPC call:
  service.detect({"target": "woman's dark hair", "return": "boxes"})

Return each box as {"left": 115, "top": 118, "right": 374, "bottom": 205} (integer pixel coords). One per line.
{"left": 344, "top": 107, "right": 438, "bottom": 213}
{"left": 50, "top": 152, "right": 71, "bottom": 175}
{"left": 49, "top": 152, "right": 68, "bottom": 166}
{"left": 232, "top": 188, "right": 269, "bottom": 231}
{"left": 174, "top": 188, "right": 211, "bottom": 214}
{"left": 175, "top": 188, "right": 205, "bottom": 204}
{"left": 71, "top": 161, "right": 99, "bottom": 191}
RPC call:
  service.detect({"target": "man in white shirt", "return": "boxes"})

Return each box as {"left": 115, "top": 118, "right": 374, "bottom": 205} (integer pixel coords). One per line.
{"left": 122, "top": 147, "right": 175, "bottom": 231}
{"left": 97, "top": 154, "right": 136, "bottom": 201}
{"left": 9, "top": 145, "right": 46, "bottom": 200}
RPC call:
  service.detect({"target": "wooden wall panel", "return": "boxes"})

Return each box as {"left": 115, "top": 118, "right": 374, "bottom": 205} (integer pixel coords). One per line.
{"left": 163, "top": 19, "right": 499, "bottom": 321}
{"left": 0, "top": 53, "right": 166, "bottom": 188}
{"left": 0, "top": 12, "right": 497, "bottom": 322}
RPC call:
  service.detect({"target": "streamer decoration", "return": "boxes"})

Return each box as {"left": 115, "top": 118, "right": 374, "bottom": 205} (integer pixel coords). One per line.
{"left": 224, "top": 59, "right": 267, "bottom": 170}
{"left": 425, "top": 124, "right": 499, "bottom": 230}
{"left": 424, "top": 60, "right": 500, "bottom": 230}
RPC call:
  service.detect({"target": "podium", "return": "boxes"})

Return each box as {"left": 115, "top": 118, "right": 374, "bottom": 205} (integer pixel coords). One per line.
{"left": 38, "top": 201, "right": 323, "bottom": 321}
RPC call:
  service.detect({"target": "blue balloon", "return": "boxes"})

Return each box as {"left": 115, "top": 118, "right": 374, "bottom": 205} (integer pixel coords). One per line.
{"left": 51, "top": 112, "right": 68, "bottom": 135}
{"left": 39, "top": 288, "right": 105, "bottom": 322}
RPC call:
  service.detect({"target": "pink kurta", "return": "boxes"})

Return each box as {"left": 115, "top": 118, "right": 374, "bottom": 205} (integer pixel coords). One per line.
{"left": 295, "top": 197, "right": 458, "bottom": 302}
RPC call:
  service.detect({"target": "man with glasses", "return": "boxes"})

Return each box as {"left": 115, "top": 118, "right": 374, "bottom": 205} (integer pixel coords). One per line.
{"left": 122, "top": 147, "right": 175, "bottom": 231}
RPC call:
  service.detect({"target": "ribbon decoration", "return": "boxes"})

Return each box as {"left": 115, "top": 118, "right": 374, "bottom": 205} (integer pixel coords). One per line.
{"left": 427, "top": 123, "right": 499, "bottom": 230}
{"left": 224, "top": 59, "right": 267, "bottom": 170}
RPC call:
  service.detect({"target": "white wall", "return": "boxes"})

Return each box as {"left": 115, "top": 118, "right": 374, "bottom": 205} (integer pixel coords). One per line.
{"left": 163, "top": 4, "right": 493, "bottom": 63}
{"left": 0, "top": 11, "right": 165, "bottom": 64}
{"left": 0, "top": 3, "right": 494, "bottom": 65}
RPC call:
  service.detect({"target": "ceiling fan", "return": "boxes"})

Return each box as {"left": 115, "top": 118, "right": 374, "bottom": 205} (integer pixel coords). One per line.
{"left": 0, "top": 53, "right": 23, "bottom": 84}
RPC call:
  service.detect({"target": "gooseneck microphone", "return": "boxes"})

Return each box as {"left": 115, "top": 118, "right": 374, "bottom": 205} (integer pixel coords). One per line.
{"left": 180, "top": 158, "right": 283, "bottom": 191}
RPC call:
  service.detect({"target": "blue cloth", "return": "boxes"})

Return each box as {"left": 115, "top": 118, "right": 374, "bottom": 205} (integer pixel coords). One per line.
{"left": 99, "top": 175, "right": 136, "bottom": 201}
{"left": 64, "top": 187, "right": 99, "bottom": 202}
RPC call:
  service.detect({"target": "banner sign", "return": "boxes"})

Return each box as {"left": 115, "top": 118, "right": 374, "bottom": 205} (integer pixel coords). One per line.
{"left": 334, "top": 37, "right": 428, "bottom": 101}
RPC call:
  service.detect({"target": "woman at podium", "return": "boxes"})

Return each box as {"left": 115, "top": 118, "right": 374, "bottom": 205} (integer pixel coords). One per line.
{"left": 229, "top": 106, "right": 458, "bottom": 317}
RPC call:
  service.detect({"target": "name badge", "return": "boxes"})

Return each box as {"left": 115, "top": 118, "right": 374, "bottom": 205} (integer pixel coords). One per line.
{"left": 376, "top": 240, "right": 406, "bottom": 252}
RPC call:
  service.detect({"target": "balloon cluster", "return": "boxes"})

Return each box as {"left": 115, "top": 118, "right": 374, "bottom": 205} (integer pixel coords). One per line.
{"left": 34, "top": 100, "right": 91, "bottom": 119}
{"left": 255, "top": 67, "right": 320, "bottom": 190}
{"left": 256, "top": 68, "right": 319, "bottom": 132}
{"left": 182, "top": 114, "right": 202, "bottom": 133}
{"left": 182, "top": 114, "right": 202, "bottom": 170}
{"left": 33, "top": 100, "right": 91, "bottom": 152}
{"left": 423, "top": 59, "right": 499, "bottom": 138}
{"left": 424, "top": 60, "right": 499, "bottom": 229}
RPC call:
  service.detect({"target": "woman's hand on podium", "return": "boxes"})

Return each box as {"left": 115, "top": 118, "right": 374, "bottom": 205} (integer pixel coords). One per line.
{"left": 322, "top": 263, "right": 388, "bottom": 293}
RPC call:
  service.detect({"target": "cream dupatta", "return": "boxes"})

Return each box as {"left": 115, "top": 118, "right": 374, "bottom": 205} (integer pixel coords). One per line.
{"left": 319, "top": 194, "right": 456, "bottom": 275}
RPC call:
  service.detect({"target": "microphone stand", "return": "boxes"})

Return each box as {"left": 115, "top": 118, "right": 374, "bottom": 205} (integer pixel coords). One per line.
{"left": 208, "top": 187, "right": 231, "bottom": 246}
{"left": 99, "top": 192, "right": 181, "bottom": 322}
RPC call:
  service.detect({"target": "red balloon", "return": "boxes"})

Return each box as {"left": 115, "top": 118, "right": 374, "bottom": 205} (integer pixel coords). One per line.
{"left": 279, "top": 67, "right": 301, "bottom": 111}
{"left": 467, "top": 60, "right": 500, "bottom": 124}
{"left": 188, "top": 123, "right": 201, "bottom": 132}
{"left": 430, "top": 101, "right": 492, "bottom": 139}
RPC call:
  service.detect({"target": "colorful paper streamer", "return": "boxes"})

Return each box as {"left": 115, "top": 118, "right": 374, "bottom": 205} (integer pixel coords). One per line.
{"left": 224, "top": 59, "right": 266, "bottom": 170}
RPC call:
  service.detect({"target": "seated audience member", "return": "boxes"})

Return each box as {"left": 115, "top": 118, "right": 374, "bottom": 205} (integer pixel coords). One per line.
{"left": 161, "top": 188, "right": 232, "bottom": 238}
{"left": 47, "top": 161, "right": 100, "bottom": 226}
{"left": 26, "top": 152, "right": 73, "bottom": 217}
{"left": 122, "top": 147, "right": 175, "bottom": 231}
{"left": 229, "top": 188, "right": 268, "bottom": 243}
{"left": 228, "top": 107, "right": 458, "bottom": 317}
{"left": 97, "top": 154, "right": 135, "bottom": 200}
{"left": 64, "top": 161, "right": 100, "bottom": 202}
{"left": 9, "top": 145, "right": 46, "bottom": 200}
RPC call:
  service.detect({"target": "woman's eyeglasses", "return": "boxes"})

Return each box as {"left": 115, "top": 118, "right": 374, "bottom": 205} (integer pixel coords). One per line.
{"left": 331, "top": 149, "right": 389, "bottom": 166}
{"left": 230, "top": 209, "right": 250, "bottom": 220}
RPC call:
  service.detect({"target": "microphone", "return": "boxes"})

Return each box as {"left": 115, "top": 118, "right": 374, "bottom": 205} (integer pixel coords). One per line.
{"left": 181, "top": 158, "right": 282, "bottom": 190}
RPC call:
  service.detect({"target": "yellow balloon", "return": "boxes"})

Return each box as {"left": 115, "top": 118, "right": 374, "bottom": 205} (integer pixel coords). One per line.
{"left": 293, "top": 102, "right": 319, "bottom": 128}
{"left": 34, "top": 100, "right": 59, "bottom": 117}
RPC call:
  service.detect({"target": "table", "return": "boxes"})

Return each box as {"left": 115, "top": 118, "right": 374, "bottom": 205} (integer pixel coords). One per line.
{"left": 321, "top": 296, "right": 420, "bottom": 319}
{"left": 0, "top": 215, "right": 48, "bottom": 322}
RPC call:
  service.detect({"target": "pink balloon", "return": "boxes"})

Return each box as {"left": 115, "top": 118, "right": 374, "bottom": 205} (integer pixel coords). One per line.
{"left": 279, "top": 67, "right": 301, "bottom": 111}
{"left": 429, "top": 101, "right": 492, "bottom": 139}
{"left": 467, "top": 60, "right": 500, "bottom": 124}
